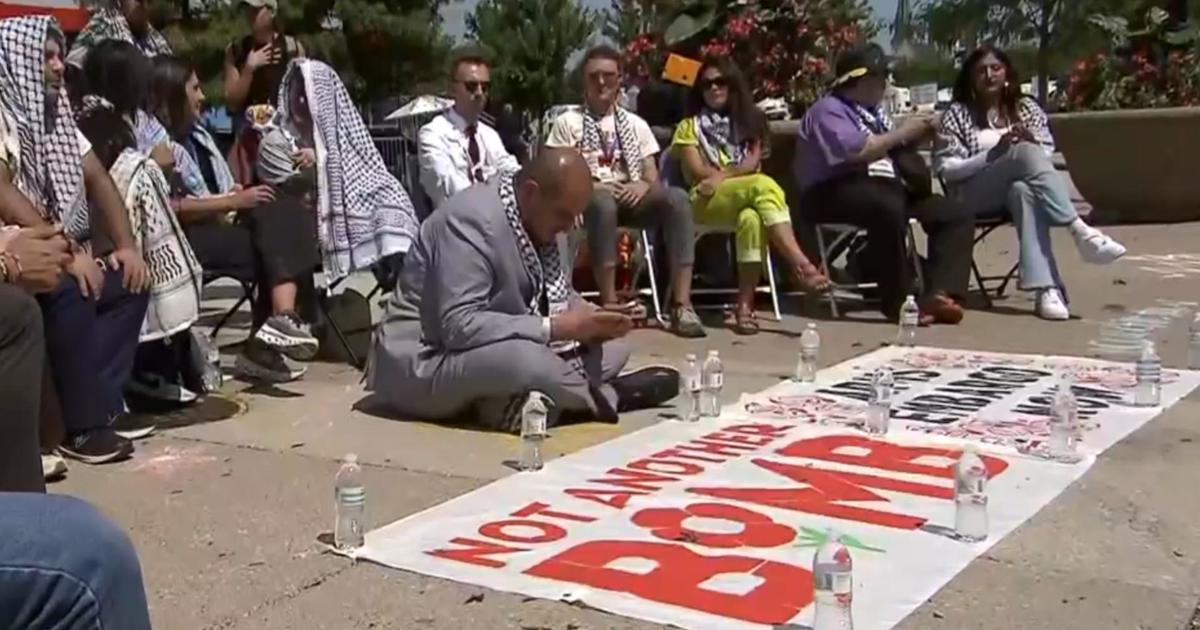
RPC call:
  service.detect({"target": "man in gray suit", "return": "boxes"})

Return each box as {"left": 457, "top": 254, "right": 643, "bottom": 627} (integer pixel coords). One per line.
{"left": 368, "top": 148, "right": 679, "bottom": 433}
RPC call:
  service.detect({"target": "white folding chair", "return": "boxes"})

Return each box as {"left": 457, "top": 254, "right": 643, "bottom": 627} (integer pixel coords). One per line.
{"left": 570, "top": 227, "right": 665, "bottom": 326}
{"left": 813, "top": 218, "right": 924, "bottom": 318}
{"left": 662, "top": 224, "right": 783, "bottom": 322}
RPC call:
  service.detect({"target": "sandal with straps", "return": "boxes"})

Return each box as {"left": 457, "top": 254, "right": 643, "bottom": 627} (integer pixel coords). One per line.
{"left": 732, "top": 307, "right": 760, "bottom": 336}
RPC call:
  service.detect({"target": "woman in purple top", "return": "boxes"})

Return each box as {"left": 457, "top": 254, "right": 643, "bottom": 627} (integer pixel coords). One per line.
{"left": 935, "top": 45, "right": 1125, "bottom": 321}
{"left": 794, "top": 44, "right": 974, "bottom": 325}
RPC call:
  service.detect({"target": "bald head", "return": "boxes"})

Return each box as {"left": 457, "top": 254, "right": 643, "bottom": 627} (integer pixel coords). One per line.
{"left": 516, "top": 147, "right": 594, "bottom": 245}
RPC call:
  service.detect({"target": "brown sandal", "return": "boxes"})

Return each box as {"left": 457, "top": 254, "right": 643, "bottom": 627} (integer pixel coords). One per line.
{"left": 733, "top": 308, "right": 760, "bottom": 336}
{"left": 796, "top": 265, "right": 832, "bottom": 292}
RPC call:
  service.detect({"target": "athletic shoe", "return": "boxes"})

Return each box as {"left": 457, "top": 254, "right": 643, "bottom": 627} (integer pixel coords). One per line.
{"left": 59, "top": 429, "right": 134, "bottom": 465}
{"left": 126, "top": 372, "right": 199, "bottom": 404}
{"left": 1074, "top": 230, "right": 1126, "bottom": 265}
{"left": 235, "top": 341, "right": 308, "bottom": 383}
{"left": 1036, "top": 288, "right": 1070, "bottom": 321}
{"left": 109, "top": 413, "right": 158, "bottom": 441}
{"left": 613, "top": 366, "right": 681, "bottom": 413}
{"left": 42, "top": 452, "right": 67, "bottom": 481}
{"left": 255, "top": 312, "right": 319, "bottom": 361}
{"left": 671, "top": 306, "right": 707, "bottom": 338}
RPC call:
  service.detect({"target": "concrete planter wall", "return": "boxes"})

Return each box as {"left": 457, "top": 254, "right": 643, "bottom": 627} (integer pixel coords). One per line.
{"left": 1050, "top": 107, "right": 1200, "bottom": 223}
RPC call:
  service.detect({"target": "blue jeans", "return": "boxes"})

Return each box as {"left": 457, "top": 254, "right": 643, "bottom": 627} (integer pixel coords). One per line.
{"left": 956, "top": 143, "right": 1079, "bottom": 291}
{"left": 37, "top": 269, "right": 149, "bottom": 436}
{"left": 0, "top": 494, "right": 151, "bottom": 630}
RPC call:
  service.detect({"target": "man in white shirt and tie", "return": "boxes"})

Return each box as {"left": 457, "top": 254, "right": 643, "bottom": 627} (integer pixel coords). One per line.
{"left": 419, "top": 50, "right": 520, "bottom": 209}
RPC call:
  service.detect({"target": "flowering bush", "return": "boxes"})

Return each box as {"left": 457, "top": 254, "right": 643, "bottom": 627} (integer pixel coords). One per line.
{"left": 1063, "top": 8, "right": 1200, "bottom": 111}
{"left": 622, "top": 0, "right": 874, "bottom": 110}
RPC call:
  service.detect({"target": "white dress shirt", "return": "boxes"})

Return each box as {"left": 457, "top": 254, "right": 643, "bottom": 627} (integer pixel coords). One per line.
{"left": 418, "top": 108, "right": 519, "bottom": 209}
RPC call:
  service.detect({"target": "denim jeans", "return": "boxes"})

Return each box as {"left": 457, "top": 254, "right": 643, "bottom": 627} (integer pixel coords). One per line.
{"left": 0, "top": 493, "right": 152, "bottom": 630}
{"left": 954, "top": 143, "right": 1079, "bottom": 291}
{"left": 37, "top": 269, "right": 149, "bottom": 436}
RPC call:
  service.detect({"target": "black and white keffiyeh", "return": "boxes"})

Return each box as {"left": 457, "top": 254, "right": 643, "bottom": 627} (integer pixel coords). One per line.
{"left": 497, "top": 170, "right": 578, "bottom": 354}
{"left": 580, "top": 106, "right": 643, "bottom": 182}
{"left": 276, "top": 60, "right": 418, "bottom": 281}
{"left": 0, "top": 16, "right": 88, "bottom": 240}
{"left": 935, "top": 97, "right": 1056, "bottom": 162}
{"left": 695, "top": 108, "right": 748, "bottom": 167}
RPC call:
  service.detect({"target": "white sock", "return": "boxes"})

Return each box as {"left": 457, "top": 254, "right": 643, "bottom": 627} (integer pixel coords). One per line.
{"left": 1067, "top": 218, "right": 1097, "bottom": 239}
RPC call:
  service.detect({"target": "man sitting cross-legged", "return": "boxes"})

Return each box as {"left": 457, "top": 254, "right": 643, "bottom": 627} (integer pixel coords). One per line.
{"left": 368, "top": 148, "right": 679, "bottom": 433}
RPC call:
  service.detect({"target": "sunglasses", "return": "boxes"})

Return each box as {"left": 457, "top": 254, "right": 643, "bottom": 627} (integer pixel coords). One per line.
{"left": 458, "top": 80, "right": 491, "bottom": 94}
{"left": 700, "top": 77, "right": 730, "bottom": 90}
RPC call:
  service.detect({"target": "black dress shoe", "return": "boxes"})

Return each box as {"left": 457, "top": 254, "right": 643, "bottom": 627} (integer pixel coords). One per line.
{"left": 613, "top": 366, "right": 681, "bottom": 413}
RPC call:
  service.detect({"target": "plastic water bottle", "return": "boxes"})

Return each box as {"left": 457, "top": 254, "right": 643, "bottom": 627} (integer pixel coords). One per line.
{"left": 864, "top": 367, "right": 893, "bottom": 435}
{"left": 1188, "top": 314, "right": 1200, "bottom": 370}
{"left": 796, "top": 323, "right": 820, "bottom": 383}
{"left": 701, "top": 350, "right": 724, "bottom": 418}
{"left": 811, "top": 529, "right": 853, "bottom": 630}
{"left": 953, "top": 445, "right": 988, "bottom": 542}
{"left": 519, "top": 392, "right": 549, "bottom": 471}
{"left": 896, "top": 295, "right": 920, "bottom": 347}
{"left": 334, "top": 454, "right": 366, "bottom": 551}
{"left": 1133, "top": 339, "right": 1162, "bottom": 407}
{"left": 682, "top": 354, "right": 702, "bottom": 422}
{"left": 1048, "top": 373, "right": 1079, "bottom": 459}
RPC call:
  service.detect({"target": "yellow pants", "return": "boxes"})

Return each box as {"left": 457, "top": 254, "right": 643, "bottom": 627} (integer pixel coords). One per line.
{"left": 691, "top": 173, "right": 791, "bottom": 264}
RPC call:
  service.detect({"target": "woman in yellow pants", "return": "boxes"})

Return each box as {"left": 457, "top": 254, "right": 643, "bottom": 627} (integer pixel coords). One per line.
{"left": 672, "top": 56, "right": 829, "bottom": 334}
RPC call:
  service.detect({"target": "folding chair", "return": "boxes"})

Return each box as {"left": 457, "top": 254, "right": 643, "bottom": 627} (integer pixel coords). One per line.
{"left": 203, "top": 272, "right": 256, "bottom": 341}
{"left": 313, "top": 271, "right": 368, "bottom": 369}
{"left": 812, "top": 218, "right": 924, "bottom": 318}
{"left": 971, "top": 213, "right": 1020, "bottom": 308}
{"left": 572, "top": 229, "right": 665, "bottom": 326}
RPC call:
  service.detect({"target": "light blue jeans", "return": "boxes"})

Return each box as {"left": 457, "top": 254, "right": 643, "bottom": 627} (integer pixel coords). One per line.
{"left": 0, "top": 494, "right": 152, "bottom": 630}
{"left": 956, "top": 143, "right": 1079, "bottom": 291}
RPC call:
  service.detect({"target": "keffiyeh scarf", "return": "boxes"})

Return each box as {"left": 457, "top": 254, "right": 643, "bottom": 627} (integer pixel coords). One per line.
{"left": 936, "top": 97, "right": 1056, "bottom": 160}
{"left": 695, "top": 109, "right": 747, "bottom": 167}
{"left": 580, "top": 106, "right": 643, "bottom": 182}
{"left": 110, "top": 149, "right": 203, "bottom": 341}
{"left": 66, "top": 6, "right": 172, "bottom": 68}
{"left": 497, "top": 171, "right": 575, "bottom": 354}
{"left": 275, "top": 60, "right": 417, "bottom": 281}
{"left": 0, "top": 16, "right": 89, "bottom": 240}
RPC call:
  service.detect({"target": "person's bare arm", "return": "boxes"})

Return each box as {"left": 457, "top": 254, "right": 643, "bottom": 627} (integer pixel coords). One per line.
{"left": 727, "top": 140, "right": 763, "bottom": 177}
{"left": 852, "top": 117, "right": 935, "bottom": 163}
{"left": 0, "top": 161, "right": 52, "bottom": 227}
{"left": 677, "top": 144, "right": 720, "bottom": 183}
{"left": 223, "top": 44, "right": 258, "bottom": 113}
{"left": 175, "top": 187, "right": 274, "bottom": 224}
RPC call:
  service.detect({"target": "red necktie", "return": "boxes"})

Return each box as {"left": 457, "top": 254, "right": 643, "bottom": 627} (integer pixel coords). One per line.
{"left": 466, "top": 124, "right": 481, "bottom": 183}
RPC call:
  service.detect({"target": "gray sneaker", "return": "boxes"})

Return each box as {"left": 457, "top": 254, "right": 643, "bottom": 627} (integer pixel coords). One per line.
{"left": 255, "top": 312, "right": 319, "bottom": 361}
{"left": 235, "top": 341, "right": 308, "bottom": 383}
{"left": 671, "top": 306, "right": 707, "bottom": 338}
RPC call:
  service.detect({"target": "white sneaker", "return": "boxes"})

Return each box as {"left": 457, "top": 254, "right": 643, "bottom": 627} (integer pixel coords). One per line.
{"left": 1074, "top": 230, "right": 1126, "bottom": 265}
{"left": 1036, "top": 288, "right": 1070, "bottom": 321}
{"left": 42, "top": 453, "right": 67, "bottom": 481}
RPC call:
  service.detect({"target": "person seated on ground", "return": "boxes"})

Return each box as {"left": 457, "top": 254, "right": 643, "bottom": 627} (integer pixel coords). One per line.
{"left": 367, "top": 148, "right": 679, "bottom": 433}
{"left": 0, "top": 493, "right": 153, "bottom": 630}
{"left": 795, "top": 44, "right": 974, "bottom": 325}
{"left": 261, "top": 58, "right": 418, "bottom": 284}
{"left": 418, "top": 49, "right": 520, "bottom": 210}
{"left": 77, "top": 99, "right": 206, "bottom": 405}
{"left": 544, "top": 45, "right": 704, "bottom": 338}
{"left": 149, "top": 55, "right": 322, "bottom": 383}
{"left": 673, "top": 55, "right": 833, "bottom": 335}
{"left": 65, "top": 0, "right": 171, "bottom": 70}
{"left": 935, "top": 45, "right": 1126, "bottom": 321}
{"left": 0, "top": 226, "right": 71, "bottom": 493}
{"left": 223, "top": 0, "right": 304, "bottom": 183}
{"left": 0, "top": 16, "right": 151, "bottom": 465}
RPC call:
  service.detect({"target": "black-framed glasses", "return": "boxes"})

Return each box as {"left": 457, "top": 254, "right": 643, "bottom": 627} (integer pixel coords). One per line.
{"left": 700, "top": 77, "right": 730, "bottom": 90}
{"left": 458, "top": 80, "right": 491, "bottom": 94}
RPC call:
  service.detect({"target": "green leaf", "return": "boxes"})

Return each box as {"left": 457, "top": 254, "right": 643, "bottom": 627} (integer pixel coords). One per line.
{"left": 664, "top": 8, "right": 714, "bottom": 46}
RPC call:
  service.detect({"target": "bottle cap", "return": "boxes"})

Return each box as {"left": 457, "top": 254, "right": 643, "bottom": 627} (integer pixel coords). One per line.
{"left": 708, "top": 350, "right": 719, "bottom": 357}
{"left": 807, "top": 322, "right": 816, "bottom": 329}
{"left": 685, "top": 353, "right": 696, "bottom": 360}
{"left": 344, "top": 453, "right": 359, "bottom": 464}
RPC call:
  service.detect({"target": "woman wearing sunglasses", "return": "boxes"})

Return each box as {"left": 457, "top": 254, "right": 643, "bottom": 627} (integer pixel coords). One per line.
{"left": 671, "top": 56, "right": 829, "bottom": 335}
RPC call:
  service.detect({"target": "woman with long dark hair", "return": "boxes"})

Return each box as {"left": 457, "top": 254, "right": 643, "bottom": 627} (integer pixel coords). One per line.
{"left": 936, "top": 45, "right": 1125, "bottom": 321}
{"left": 671, "top": 55, "right": 829, "bottom": 335}
{"left": 149, "top": 55, "right": 320, "bottom": 383}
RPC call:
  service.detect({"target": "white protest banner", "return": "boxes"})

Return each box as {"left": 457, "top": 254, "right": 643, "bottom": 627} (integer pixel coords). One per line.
{"left": 735, "top": 346, "right": 1200, "bottom": 457}
{"left": 358, "top": 348, "right": 1198, "bottom": 629}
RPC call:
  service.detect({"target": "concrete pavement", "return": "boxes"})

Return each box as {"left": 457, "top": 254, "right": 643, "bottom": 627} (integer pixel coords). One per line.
{"left": 52, "top": 221, "right": 1200, "bottom": 629}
